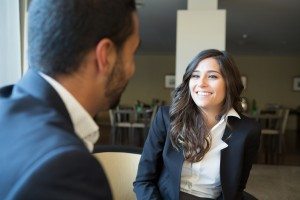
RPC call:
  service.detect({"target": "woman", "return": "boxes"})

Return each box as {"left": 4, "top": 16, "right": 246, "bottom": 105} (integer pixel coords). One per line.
{"left": 133, "top": 49, "right": 261, "bottom": 200}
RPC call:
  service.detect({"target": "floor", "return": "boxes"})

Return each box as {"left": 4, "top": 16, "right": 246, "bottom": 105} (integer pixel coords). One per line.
{"left": 245, "top": 164, "right": 300, "bottom": 199}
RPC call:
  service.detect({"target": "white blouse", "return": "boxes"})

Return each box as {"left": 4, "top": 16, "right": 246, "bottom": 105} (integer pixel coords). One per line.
{"left": 180, "top": 109, "right": 240, "bottom": 199}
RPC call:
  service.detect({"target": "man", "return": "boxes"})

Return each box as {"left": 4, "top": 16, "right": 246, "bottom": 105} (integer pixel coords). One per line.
{"left": 0, "top": 0, "right": 140, "bottom": 199}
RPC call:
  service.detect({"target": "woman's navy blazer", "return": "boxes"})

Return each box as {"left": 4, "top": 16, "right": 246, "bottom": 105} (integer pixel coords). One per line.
{"left": 134, "top": 106, "right": 261, "bottom": 200}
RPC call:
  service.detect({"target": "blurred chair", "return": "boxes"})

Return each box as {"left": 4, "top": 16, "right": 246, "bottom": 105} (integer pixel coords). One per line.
{"left": 257, "top": 108, "right": 283, "bottom": 129}
{"left": 93, "top": 145, "right": 142, "bottom": 200}
{"left": 260, "top": 108, "right": 290, "bottom": 163}
{"left": 109, "top": 106, "right": 133, "bottom": 144}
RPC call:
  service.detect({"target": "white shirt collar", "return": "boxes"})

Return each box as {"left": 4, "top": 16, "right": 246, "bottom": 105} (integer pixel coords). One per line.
{"left": 39, "top": 72, "right": 99, "bottom": 152}
{"left": 210, "top": 108, "right": 240, "bottom": 134}
{"left": 225, "top": 108, "right": 241, "bottom": 120}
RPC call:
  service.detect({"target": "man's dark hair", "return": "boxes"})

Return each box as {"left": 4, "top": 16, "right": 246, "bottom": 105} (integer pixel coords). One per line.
{"left": 28, "top": 0, "right": 136, "bottom": 75}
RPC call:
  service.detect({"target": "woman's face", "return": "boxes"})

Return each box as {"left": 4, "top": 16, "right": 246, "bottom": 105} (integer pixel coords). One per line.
{"left": 189, "top": 57, "right": 226, "bottom": 113}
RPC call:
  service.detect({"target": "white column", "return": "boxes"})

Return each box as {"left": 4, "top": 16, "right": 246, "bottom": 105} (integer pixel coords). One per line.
{"left": 175, "top": 0, "right": 226, "bottom": 86}
{"left": 0, "top": 0, "right": 22, "bottom": 86}
{"left": 188, "top": 0, "right": 217, "bottom": 10}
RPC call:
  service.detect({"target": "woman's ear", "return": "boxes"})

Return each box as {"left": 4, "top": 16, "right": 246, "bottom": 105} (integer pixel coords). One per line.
{"left": 95, "top": 38, "right": 117, "bottom": 74}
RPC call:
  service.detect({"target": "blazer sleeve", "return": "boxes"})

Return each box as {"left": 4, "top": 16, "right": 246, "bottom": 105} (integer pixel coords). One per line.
{"left": 133, "top": 106, "right": 169, "bottom": 200}
{"left": 240, "top": 120, "right": 261, "bottom": 196}
{"left": 8, "top": 146, "right": 112, "bottom": 200}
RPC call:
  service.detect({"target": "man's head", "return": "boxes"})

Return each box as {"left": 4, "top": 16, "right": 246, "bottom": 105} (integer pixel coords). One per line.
{"left": 103, "top": 13, "right": 140, "bottom": 109}
{"left": 28, "top": 0, "right": 136, "bottom": 75}
{"left": 28, "top": 0, "right": 140, "bottom": 113}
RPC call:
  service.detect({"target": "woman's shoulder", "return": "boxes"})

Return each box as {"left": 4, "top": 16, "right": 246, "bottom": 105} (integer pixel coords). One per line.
{"left": 237, "top": 114, "right": 261, "bottom": 138}
{"left": 154, "top": 105, "right": 171, "bottom": 126}
{"left": 228, "top": 113, "right": 261, "bottom": 133}
{"left": 158, "top": 105, "right": 170, "bottom": 114}
{"left": 239, "top": 113, "right": 260, "bottom": 128}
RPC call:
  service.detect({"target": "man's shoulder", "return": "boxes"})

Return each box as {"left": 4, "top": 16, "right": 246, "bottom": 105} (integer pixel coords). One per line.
{"left": 0, "top": 120, "right": 90, "bottom": 199}
{"left": 1, "top": 145, "right": 105, "bottom": 200}
{"left": 0, "top": 94, "right": 86, "bottom": 196}
{"left": 0, "top": 103, "right": 82, "bottom": 162}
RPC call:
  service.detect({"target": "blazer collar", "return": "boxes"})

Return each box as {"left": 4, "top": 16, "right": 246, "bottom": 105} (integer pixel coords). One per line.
{"left": 222, "top": 126, "right": 232, "bottom": 144}
{"left": 221, "top": 114, "right": 240, "bottom": 144}
{"left": 17, "top": 69, "right": 72, "bottom": 125}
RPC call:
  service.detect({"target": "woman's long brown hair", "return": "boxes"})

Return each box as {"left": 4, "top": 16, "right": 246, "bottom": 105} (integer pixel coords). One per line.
{"left": 169, "top": 49, "right": 244, "bottom": 162}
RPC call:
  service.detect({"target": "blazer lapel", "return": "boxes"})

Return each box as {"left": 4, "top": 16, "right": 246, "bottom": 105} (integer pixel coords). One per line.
{"left": 167, "top": 144, "right": 184, "bottom": 200}
{"left": 220, "top": 124, "right": 232, "bottom": 199}
{"left": 222, "top": 127, "right": 232, "bottom": 144}
{"left": 220, "top": 117, "right": 241, "bottom": 200}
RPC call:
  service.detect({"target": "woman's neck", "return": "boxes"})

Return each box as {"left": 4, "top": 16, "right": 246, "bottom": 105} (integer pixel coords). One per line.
{"left": 202, "top": 109, "right": 221, "bottom": 130}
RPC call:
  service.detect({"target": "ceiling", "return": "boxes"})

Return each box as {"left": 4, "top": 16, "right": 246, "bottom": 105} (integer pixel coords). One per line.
{"left": 136, "top": 0, "right": 300, "bottom": 56}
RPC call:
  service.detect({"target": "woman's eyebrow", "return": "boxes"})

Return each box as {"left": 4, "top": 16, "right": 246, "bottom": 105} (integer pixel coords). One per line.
{"left": 193, "top": 70, "right": 221, "bottom": 74}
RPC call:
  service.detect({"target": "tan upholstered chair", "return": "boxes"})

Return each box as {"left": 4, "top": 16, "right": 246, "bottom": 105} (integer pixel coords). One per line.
{"left": 93, "top": 145, "right": 142, "bottom": 200}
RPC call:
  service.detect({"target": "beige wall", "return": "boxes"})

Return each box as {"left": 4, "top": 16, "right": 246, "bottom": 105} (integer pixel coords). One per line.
{"left": 98, "top": 54, "right": 175, "bottom": 124}
{"left": 235, "top": 55, "right": 300, "bottom": 110}
{"left": 120, "top": 54, "right": 176, "bottom": 106}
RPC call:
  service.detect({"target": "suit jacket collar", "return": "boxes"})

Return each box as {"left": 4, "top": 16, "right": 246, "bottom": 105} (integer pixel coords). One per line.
{"left": 222, "top": 124, "right": 232, "bottom": 144}
{"left": 17, "top": 69, "right": 73, "bottom": 126}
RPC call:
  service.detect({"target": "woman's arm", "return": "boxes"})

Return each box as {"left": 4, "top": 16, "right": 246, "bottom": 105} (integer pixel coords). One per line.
{"left": 133, "top": 106, "right": 169, "bottom": 200}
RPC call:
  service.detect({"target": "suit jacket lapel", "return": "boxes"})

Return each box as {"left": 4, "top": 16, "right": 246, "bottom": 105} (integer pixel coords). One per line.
{"left": 164, "top": 119, "right": 184, "bottom": 200}
{"left": 220, "top": 117, "right": 240, "bottom": 200}
{"left": 167, "top": 143, "right": 184, "bottom": 200}
{"left": 220, "top": 123, "right": 232, "bottom": 199}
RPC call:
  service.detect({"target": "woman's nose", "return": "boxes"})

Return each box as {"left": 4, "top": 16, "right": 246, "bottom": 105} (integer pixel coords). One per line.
{"left": 197, "top": 76, "right": 207, "bottom": 87}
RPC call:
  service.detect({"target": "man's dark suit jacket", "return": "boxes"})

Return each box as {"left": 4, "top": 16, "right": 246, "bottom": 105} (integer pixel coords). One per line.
{"left": 134, "top": 106, "right": 261, "bottom": 200}
{"left": 0, "top": 69, "right": 112, "bottom": 200}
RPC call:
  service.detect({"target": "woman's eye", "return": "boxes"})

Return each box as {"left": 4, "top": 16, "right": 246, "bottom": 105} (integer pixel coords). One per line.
{"left": 191, "top": 74, "right": 199, "bottom": 78}
{"left": 208, "top": 74, "right": 218, "bottom": 79}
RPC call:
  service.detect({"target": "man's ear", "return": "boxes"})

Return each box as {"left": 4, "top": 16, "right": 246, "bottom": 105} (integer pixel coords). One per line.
{"left": 95, "top": 38, "right": 117, "bottom": 74}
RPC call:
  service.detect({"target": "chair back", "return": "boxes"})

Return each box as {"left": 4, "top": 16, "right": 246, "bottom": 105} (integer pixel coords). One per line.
{"left": 93, "top": 145, "right": 142, "bottom": 200}
{"left": 109, "top": 109, "right": 115, "bottom": 126}
{"left": 280, "top": 109, "right": 290, "bottom": 135}
{"left": 274, "top": 108, "right": 284, "bottom": 129}
{"left": 109, "top": 107, "right": 133, "bottom": 127}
